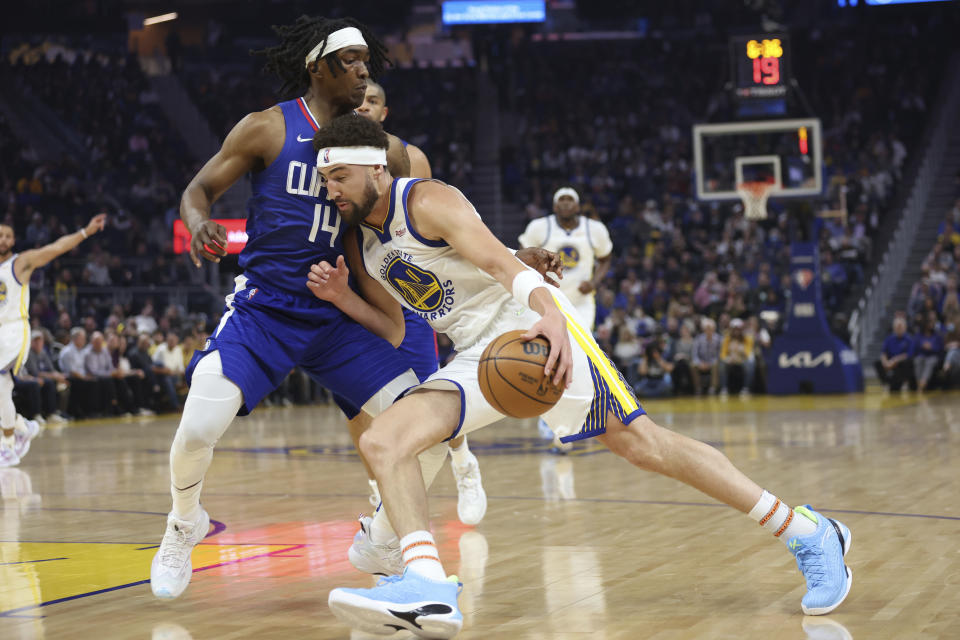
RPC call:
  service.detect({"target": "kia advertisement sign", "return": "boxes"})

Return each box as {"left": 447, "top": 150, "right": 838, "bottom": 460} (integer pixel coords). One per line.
{"left": 173, "top": 219, "right": 248, "bottom": 255}
{"left": 766, "top": 242, "right": 863, "bottom": 394}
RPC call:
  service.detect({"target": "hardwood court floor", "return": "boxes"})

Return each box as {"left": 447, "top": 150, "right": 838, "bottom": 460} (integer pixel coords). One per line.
{"left": 2, "top": 390, "right": 958, "bottom": 639}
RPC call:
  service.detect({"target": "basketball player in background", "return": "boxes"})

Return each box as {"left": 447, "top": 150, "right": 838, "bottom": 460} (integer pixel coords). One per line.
{"left": 519, "top": 187, "right": 612, "bottom": 446}
{"left": 0, "top": 214, "right": 106, "bottom": 467}
{"left": 150, "top": 15, "right": 557, "bottom": 601}
{"left": 308, "top": 116, "right": 852, "bottom": 637}
{"left": 355, "top": 79, "right": 486, "bottom": 526}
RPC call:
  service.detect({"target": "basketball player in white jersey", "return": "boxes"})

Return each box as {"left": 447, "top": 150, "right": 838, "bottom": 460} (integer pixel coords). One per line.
{"left": 356, "top": 78, "right": 487, "bottom": 524}
{"left": 519, "top": 187, "right": 611, "bottom": 329}
{"left": 307, "top": 116, "right": 852, "bottom": 638}
{"left": 0, "top": 214, "right": 106, "bottom": 467}
{"left": 519, "top": 187, "right": 612, "bottom": 444}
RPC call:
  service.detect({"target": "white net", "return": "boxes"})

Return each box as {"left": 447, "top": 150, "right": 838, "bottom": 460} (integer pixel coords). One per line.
{"left": 737, "top": 181, "right": 774, "bottom": 221}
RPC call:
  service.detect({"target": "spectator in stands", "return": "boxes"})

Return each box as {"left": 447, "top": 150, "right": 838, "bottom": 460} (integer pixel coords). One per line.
{"left": 152, "top": 332, "right": 185, "bottom": 409}
{"left": 942, "top": 321, "right": 960, "bottom": 387}
{"left": 107, "top": 333, "right": 152, "bottom": 415}
{"left": 612, "top": 324, "right": 642, "bottom": 376}
{"left": 669, "top": 322, "right": 696, "bottom": 395}
{"left": 635, "top": 338, "right": 673, "bottom": 398}
{"left": 874, "top": 316, "right": 917, "bottom": 391}
{"left": 84, "top": 331, "right": 124, "bottom": 415}
{"left": 135, "top": 302, "right": 158, "bottom": 335}
{"left": 58, "top": 327, "right": 98, "bottom": 417}
{"left": 692, "top": 318, "right": 722, "bottom": 395}
{"left": 126, "top": 334, "right": 162, "bottom": 411}
{"left": 720, "top": 318, "right": 755, "bottom": 396}
{"left": 937, "top": 211, "right": 960, "bottom": 247}
{"left": 19, "top": 330, "right": 68, "bottom": 423}
{"left": 913, "top": 319, "right": 943, "bottom": 393}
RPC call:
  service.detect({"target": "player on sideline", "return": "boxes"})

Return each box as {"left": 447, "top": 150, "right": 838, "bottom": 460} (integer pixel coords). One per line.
{"left": 306, "top": 116, "right": 853, "bottom": 638}
{"left": 149, "top": 15, "right": 556, "bottom": 600}
{"left": 353, "top": 79, "right": 486, "bottom": 525}
{"left": 0, "top": 214, "right": 106, "bottom": 467}
{"left": 519, "top": 186, "right": 612, "bottom": 445}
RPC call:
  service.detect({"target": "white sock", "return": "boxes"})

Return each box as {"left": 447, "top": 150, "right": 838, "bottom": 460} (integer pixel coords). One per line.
{"left": 449, "top": 438, "right": 472, "bottom": 467}
{"left": 368, "top": 478, "right": 380, "bottom": 499}
{"left": 370, "top": 505, "right": 398, "bottom": 544}
{"left": 400, "top": 530, "right": 446, "bottom": 581}
{"left": 748, "top": 490, "right": 818, "bottom": 544}
{"left": 1, "top": 434, "right": 14, "bottom": 448}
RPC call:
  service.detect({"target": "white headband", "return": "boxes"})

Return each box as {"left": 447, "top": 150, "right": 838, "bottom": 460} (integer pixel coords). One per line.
{"left": 553, "top": 187, "right": 580, "bottom": 204}
{"left": 317, "top": 146, "right": 387, "bottom": 169}
{"left": 304, "top": 27, "right": 367, "bottom": 68}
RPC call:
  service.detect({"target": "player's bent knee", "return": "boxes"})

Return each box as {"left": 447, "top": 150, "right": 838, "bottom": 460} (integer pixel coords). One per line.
{"left": 603, "top": 415, "right": 667, "bottom": 471}
{"left": 358, "top": 427, "right": 394, "bottom": 468}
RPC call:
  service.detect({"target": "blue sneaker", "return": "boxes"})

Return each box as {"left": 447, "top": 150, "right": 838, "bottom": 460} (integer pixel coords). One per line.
{"left": 328, "top": 570, "right": 463, "bottom": 638}
{"left": 788, "top": 505, "right": 852, "bottom": 615}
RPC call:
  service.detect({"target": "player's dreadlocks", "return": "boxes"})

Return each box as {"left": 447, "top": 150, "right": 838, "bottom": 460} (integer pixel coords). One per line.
{"left": 253, "top": 15, "right": 390, "bottom": 98}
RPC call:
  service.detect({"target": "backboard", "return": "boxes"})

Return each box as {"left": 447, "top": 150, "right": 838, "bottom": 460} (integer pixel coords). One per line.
{"left": 693, "top": 118, "right": 822, "bottom": 201}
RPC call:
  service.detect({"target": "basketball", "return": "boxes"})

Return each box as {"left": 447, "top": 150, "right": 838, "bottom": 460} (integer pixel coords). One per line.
{"left": 477, "top": 330, "right": 564, "bottom": 418}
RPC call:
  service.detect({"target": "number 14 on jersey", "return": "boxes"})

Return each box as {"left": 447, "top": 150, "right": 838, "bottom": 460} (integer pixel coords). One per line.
{"left": 309, "top": 203, "right": 340, "bottom": 247}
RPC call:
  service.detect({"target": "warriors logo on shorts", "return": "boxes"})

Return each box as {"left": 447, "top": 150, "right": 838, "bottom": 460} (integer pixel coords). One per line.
{"left": 386, "top": 257, "right": 444, "bottom": 312}
{"left": 0, "top": 281, "right": 6, "bottom": 306}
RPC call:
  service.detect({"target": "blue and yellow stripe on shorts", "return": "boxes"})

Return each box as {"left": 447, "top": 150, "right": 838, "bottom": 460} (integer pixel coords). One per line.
{"left": 552, "top": 294, "right": 646, "bottom": 442}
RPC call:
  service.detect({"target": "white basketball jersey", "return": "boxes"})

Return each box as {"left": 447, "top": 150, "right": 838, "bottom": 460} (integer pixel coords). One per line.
{"left": 356, "top": 178, "right": 528, "bottom": 351}
{"left": 0, "top": 256, "right": 28, "bottom": 327}
{"left": 518, "top": 215, "right": 612, "bottom": 309}
{"left": 0, "top": 255, "right": 30, "bottom": 373}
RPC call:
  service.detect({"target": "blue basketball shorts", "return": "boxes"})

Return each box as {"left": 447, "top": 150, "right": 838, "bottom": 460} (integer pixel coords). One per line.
{"left": 187, "top": 277, "right": 414, "bottom": 416}
{"left": 333, "top": 309, "right": 439, "bottom": 418}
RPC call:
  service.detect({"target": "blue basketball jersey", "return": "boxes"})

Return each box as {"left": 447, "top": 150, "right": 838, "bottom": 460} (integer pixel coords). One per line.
{"left": 241, "top": 98, "right": 343, "bottom": 301}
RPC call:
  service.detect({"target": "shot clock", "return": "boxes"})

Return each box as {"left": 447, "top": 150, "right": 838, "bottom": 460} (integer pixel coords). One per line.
{"left": 729, "top": 34, "right": 790, "bottom": 116}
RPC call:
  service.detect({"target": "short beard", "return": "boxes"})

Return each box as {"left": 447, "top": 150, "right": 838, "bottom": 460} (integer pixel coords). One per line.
{"left": 342, "top": 176, "right": 380, "bottom": 225}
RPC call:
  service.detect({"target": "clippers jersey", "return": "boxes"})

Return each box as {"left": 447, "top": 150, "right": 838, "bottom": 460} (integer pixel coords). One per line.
{"left": 0, "top": 255, "right": 29, "bottom": 373}
{"left": 241, "top": 98, "right": 344, "bottom": 303}
{"left": 357, "top": 178, "right": 520, "bottom": 352}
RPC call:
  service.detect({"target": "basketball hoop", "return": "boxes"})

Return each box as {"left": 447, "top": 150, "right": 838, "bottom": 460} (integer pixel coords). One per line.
{"left": 737, "top": 181, "right": 774, "bottom": 221}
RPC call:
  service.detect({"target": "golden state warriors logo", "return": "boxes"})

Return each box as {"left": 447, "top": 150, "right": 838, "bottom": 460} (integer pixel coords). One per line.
{"left": 559, "top": 246, "right": 580, "bottom": 268}
{"left": 0, "top": 281, "right": 6, "bottom": 307}
{"left": 385, "top": 257, "right": 444, "bottom": 312}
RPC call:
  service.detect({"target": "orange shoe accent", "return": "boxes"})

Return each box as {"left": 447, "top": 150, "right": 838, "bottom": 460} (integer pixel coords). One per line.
{"left": 402, "top": 540, "right": 437, "bottom": 554}
{"left": 774, "top": 510, "right": 794, "bottom": 537}
{"left": 759, "top": 498, "right": 780, "bottom": 526}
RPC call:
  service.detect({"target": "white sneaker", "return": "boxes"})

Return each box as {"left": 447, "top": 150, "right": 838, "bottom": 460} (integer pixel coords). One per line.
{"left": 452, "top": 453, "right": 487, "bottom": 526}
{"left": 0, "top": 436, "right": 19, "bottom": 468}
{"left": 537, "top": 417, "right": 554, "bottom": 441}
{"left": 13, "top": 415, "right": 41, "bottom": 460}
{"left": 49, "top": 413, "right": 68, "bottom": 424}
{"left": 138, "top": 408, "right": 157, "bottom": 417}
{"left": 348, "top": 515, "right": 402, "bottom": 576}
{"left": 31, "top": 414, "right": 47, "bottom": 427}
{"left": 150, "top": 508, "right": 211, "bottom": 599}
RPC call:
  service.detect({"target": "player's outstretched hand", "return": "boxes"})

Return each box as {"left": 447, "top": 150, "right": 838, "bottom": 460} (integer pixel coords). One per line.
{"left": 85, "top": 213, "right": 107, "bottom": 237}
{"left": 307, "top": 255, "right": 350, "bottom": 302}
{"left": 516, "top": 247, "right": 564, "bottom": 287}
{"left": 522, "top": 309, "right": 573, "bottom": 388}
{"left": 189, "top": 220, "right": 228, "bottom": 267}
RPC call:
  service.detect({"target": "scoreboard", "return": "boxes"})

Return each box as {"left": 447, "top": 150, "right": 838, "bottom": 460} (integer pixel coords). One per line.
{"left": 730, "top": 34, "right": 790, "bottom": 99}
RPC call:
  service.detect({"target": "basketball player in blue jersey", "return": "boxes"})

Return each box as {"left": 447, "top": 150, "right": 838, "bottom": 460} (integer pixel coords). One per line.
{"left": 307, "top": 116, "right": 852, "bottom": 638}
{"left": 351, "top": 79, "right": 487, "bottom": 526}
{"left": 150, "top": 15, "right": 558, "bottom": 600}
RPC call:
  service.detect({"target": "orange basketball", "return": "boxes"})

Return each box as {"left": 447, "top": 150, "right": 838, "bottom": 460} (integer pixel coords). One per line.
{"left": 477, "top": 330, "right": 564, "bottom": 418}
